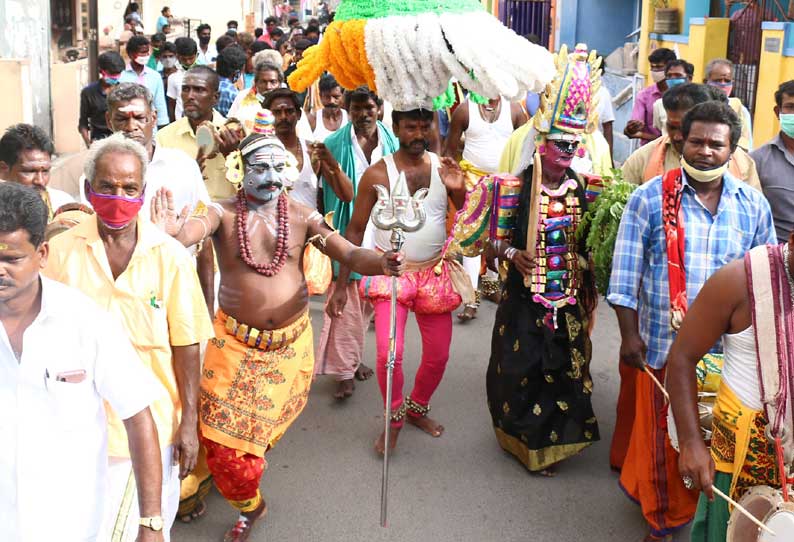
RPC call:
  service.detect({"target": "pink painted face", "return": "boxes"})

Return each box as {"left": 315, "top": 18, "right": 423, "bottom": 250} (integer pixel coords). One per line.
{"left": 542, "top": 138, "right": 578, "bottom": 172}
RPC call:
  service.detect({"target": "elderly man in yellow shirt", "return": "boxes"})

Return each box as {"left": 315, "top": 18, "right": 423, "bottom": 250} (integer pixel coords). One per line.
{"left": 43, "top": 133, "right": 214, "bottom": 542}
{"left": 156, "top": 65, "right": 242, "bottom": 201}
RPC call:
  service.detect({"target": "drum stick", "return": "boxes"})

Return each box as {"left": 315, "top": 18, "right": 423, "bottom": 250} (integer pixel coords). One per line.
{"left": 643, "top": 366, "right": 670, "bottom": 402}
{"left": 711, "top": 486, "right": 776, "bottom": 536}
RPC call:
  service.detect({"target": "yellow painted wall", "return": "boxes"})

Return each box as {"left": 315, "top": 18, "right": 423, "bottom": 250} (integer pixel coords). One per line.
{"left": 754, "top": 28, "right": 786, "bottom": 147}
{"left": 645, "top": 18, "right": 730, "bottom": 86}
{"left": 51, "top": 59, "right": 88, "bottom": 154}
{"left": 688, "top": 19, "right": 730, "bottom": 82}
{"left": 0, "top": 60, "right": 32, "bottom": 131}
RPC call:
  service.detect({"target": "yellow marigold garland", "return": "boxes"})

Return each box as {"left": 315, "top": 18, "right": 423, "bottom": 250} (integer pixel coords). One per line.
{"left": 288, "top": 19, "right": 377, "bottom": 93}
{"left": 326, "top": 22, "right": 359, "bottom": 90}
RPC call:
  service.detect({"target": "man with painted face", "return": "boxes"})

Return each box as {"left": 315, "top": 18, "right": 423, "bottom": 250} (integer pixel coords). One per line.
{"left": 314, "top": 87, "right": 399, "bottom": 400}
{"left": 0, "top": 124, "right": 74, "bottom": 219}
{"left": 751, "top": 80, "right": 794, "bottom": 241}
{"left": 342, "top": 108, "right": 469, "bottom": 455}
{"left": 625, "top": 47, "right": 677, "bottom": 145}
{"left": 621, "top": 83, "right": 760, "bottom": 189}
{"left": 121, "top": 36, "right": 170, "bottom": 128}
{"left": 608, "top": 101, "right": 775, "bottom": 540}
{"left": 263, "top": 88, "right": 321, "bottom": 208}
{"left": 79, "top": 51, "right": 125, "bottom": 146}
{"left": 44, "top": 134, "right": 214, "bottom": 541}
{"left": 157, "top": 65, "right": 243, "bottom": 202}
{"left": 152, "top": 121, "right": 405, "bottom": 542}
{"left": 166, "top": 37, "right": 199, "bottom": 121}
{"left": 474, "top": 44, "right": 601, "bottom": 479}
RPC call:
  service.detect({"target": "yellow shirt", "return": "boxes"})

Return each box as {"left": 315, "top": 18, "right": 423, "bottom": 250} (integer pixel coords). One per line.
{"left": 43, "top": 215, "right": 215, "bottom": 456}
{"left": 155, "top": 111, "right": 237, "bottom": 201}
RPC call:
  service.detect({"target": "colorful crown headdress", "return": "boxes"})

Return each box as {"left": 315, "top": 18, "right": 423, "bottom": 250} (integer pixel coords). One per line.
{"left": 287, "top": 0, "right": 556, "bottom": 111}
{"left": 532, "top": 44, "right": 602, "bottom": 137}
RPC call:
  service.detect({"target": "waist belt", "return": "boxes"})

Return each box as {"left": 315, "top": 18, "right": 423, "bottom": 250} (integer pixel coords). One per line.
{"left": 219, "top": 309, "right": 310, "bottom": 351}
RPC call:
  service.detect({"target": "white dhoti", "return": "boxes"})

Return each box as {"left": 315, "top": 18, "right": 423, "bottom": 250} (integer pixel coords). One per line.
{"left": 99, "top": 445, "right": 180, "bottom": 542}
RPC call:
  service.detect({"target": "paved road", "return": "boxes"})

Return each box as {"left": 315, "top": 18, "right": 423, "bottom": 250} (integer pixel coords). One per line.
{"left": 174, "top": 299, "right": 692, "bottom": 542}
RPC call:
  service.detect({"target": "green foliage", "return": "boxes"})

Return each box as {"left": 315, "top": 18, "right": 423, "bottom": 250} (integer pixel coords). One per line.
{"left": 576, "top": 169, "right": 636, "bottom": 294}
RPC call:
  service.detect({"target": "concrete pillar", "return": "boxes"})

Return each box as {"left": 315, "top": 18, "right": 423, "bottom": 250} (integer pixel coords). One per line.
{"left": 0, "top": 0, "right": 52, "bottom": 133}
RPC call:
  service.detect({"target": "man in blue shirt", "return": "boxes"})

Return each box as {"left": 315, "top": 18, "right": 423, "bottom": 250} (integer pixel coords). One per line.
{"left": 214, "top": 46, "right": 247, "bottom": 117}
{"left": 157, "top": 7, "right": 171, "bottom": 33}
{"left": 607, "top": 100, "right": 776, "bottom": 540}
{"left": 120, "top": 36, "right": 170, "bottom": 128}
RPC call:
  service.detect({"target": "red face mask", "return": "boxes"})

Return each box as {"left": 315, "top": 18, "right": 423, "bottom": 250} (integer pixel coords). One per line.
{"left": 85, "top": 180, "right": 144, "bottom": 229}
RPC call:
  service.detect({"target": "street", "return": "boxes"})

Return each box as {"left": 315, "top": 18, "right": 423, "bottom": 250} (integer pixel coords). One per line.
{"left": 174, "top": 298, "right": 692, "bottom": 542}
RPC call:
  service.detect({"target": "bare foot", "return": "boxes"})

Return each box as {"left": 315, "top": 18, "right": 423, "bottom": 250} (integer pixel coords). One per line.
{"left": 223, "top": 499, "right": 267, "bottom": 542}
{"left": 355, "top": 364, "right": 374, "bottom": 381}
{"left": 406, "top": 415, "right": 444, "bottom": 437}
{"left": 178, "top": 498, "right": 206, "bottom": 523}
{"left": 457, "top": 304, "right": 478, "bottom": 322}
{"left": 374, "top": 425, "right": 402, "bottom": 455}
{"left": 333, "top": 379, "right": 354, "bottom": 399}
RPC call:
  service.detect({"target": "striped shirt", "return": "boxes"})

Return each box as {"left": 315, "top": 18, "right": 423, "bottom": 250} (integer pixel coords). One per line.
{"left": 607, "top": 169, "right": 776, "bottom": 369}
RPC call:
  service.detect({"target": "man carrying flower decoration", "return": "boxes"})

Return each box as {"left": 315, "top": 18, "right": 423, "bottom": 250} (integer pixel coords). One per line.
{"left": 340, "top": 107, "right": 473, "bottom": 454}
{"left": 152, "top": 113, "right": 404, "bottom": 542}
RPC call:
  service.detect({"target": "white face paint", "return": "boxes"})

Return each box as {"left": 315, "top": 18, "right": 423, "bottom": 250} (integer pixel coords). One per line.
{"left": 117, "top": 103, "right": 148, "bottom": 114}
{"left": 241, "top": 143, "right": 293, "bottom": 204}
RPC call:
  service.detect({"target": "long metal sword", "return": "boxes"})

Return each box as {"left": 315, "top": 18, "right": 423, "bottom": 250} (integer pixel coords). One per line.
{"left": 370, "top": 171, "right": 427, "bottom": 527}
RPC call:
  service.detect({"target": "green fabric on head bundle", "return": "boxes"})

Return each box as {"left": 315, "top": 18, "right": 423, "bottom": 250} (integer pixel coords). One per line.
{"left": 335, "top": 0, "right": 483, "bottom": 21}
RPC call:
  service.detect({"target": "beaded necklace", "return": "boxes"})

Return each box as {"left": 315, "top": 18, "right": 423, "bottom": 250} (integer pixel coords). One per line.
{"left": 236, "top": 190, "right": 290, "bottom": 276}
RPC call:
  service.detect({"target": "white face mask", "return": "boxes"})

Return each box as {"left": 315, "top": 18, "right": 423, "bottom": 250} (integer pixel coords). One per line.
{"left": 680, "top": 156, "right": 729, "bottom": 183}
{"left": 161, "top": 57, "right": 177, "bottom": 69}
{"left": 650, "top": 69, "right": 666, "bottom": 83}
{"left": 134, "top": 54, "right": 151, "bottom": 66}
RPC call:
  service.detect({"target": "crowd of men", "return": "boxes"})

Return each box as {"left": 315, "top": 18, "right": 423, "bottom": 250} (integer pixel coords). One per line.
{"left": 4, "top": 5, "right": 794, "bottom": 542}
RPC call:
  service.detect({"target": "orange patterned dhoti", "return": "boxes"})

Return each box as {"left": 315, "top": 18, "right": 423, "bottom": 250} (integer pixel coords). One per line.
{"left": 198, "top": 309, "right": 314, "bottom": 509}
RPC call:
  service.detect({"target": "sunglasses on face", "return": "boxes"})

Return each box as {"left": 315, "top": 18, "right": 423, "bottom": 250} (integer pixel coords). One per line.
{"left": 551, "top": 139, "right": 579, "bottom": 154}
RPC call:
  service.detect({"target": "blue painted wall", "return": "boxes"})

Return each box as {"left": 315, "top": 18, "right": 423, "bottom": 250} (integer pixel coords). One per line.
{"left": 557, "top": 0, "right": 640, "bottom": 57}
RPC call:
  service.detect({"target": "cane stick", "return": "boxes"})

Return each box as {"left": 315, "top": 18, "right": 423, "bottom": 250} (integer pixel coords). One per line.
{"left": 643, "top": 365, "right": 670, "bottom": 402}
{"left": 711, "top": 486, "right": 776, "bottom": 536}
{"left": 523, "top": 152, "right": 543, "bottom": 288}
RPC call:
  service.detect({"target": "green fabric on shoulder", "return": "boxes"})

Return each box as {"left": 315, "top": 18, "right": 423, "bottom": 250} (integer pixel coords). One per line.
{"left": 321, "top": 121, "right": 398, "bottom": 280}
{"left": 690, "top": 471, "right": 732, "bottom": 542}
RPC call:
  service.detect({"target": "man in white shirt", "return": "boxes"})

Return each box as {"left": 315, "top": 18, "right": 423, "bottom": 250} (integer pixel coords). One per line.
{"left": 194, "top": 24, "right": 217, "bottom": 66}
{"left": 0, "top": 124, "right": 74, "bottom": 218}
{"left": 0, "top": 182, "right": 165, "bottom": 542}
{"left": 167, "top": 37, "right": 199, "bottom": 122}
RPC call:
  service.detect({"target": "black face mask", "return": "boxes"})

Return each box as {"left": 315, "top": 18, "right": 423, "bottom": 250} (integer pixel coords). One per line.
{"left": 199, "top": 36, "right": 211, "bottom": 45}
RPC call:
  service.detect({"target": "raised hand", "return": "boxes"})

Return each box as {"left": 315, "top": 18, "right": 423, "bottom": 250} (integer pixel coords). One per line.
{"left": 151, "top": 188, "right": 189, "bottom": 236}
{"left": 437, "top": 156, "right": 466, "bottom": 193}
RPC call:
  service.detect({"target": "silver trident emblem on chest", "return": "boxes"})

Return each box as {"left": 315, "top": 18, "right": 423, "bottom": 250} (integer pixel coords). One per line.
{"left": 369, "top": 170, "right": 427, "bottom": 528}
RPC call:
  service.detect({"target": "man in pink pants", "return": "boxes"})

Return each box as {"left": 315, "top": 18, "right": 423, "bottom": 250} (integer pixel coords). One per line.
{"left": 338, "top": 107, "right": 469, "bottom": 453}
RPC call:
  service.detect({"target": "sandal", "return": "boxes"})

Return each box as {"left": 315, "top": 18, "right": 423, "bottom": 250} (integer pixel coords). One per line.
{"left": 457, "top": 303, "right": 478, "bottom": 322}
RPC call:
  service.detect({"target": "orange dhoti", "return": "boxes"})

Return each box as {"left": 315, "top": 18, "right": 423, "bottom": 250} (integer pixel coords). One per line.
{"left": 199, "top": 309, "right": 314, "bottom": 511}
{"left": 610, "top": 362, "right": 637, "bottom": 471}
{"left": 619, "top": 367, "right": 698, "bottom": 538}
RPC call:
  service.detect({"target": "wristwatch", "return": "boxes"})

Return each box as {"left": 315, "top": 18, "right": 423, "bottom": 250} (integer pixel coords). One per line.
{"left": 139, "top": 516, "right": 165, "bottom": 531}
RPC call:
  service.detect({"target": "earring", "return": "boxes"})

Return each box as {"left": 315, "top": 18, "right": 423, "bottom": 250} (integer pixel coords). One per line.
{"left": 576, "top": 147, "right": 586, "bottom": 158}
